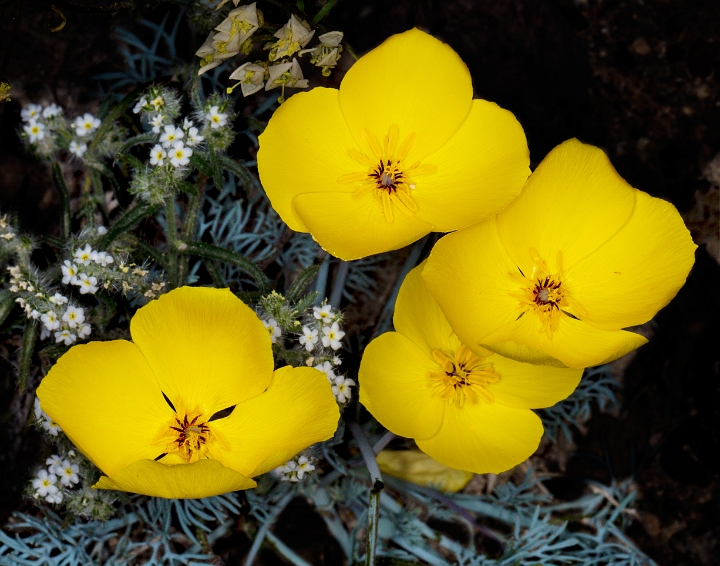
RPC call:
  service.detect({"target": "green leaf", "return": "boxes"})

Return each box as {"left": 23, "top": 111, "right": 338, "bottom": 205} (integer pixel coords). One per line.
{"left": 37, "top": 343, "right": 69, "bottom": 360}
{"left": 294, "top": 290, "right": 319, "bottom": 313}
{"left": 0, "top": 290, "right": 16, "bottom": 327}
{"left": 52, "top": 162, "right": 71, "bottom": 240}
{"left": 117, "top": 132, "right": 158, "bottom": 156}
{"left": 204, "top": 258, "right": 226, "bottom": 287}
{"left": 190, "top": 152, "right": 214, "bottom": 177}
{"left": 176, "top": 181, "right": 199, "bottom": 196}
{"left": 208, "top": 150, "right": 225, "bottom": 191}
{"left": 181, "top": 241, "right": 270, "bottom": 293}
{"left": 18, "top": 319, "right": 38, "bottom": 393}
{"left": 287, "top": 264, "right": 320, "bottom": 302}
{"left": 89, "top": 88, "right": 141, "bottom": 153}
{"left": 312, "top": 0, "right": 341, "bottom": 24}
{"left": 99, "top": 201, "right": 158, "bottom": 248}
{"left": 216, "top": 154, "right": 258, "bottom": 191}
{"left": 118, "top": 153, "right": 146, "bottom": 172}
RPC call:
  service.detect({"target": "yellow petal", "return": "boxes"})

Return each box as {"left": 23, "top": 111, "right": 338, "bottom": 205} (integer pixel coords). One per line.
{"left": 416, "top": 401, "right": 543, "bottom": 474}
{"left": 130, "top": 287, "right": 273, "bottom": 415}
{"left": 481, "top": 314, "right": 649, "bottom": 368}
{"left": 496, "top": 139, "right": 636, "bottom": 274}
{"left": 423, "top": 218, "right": 520, "bottom": 356}
{"left": 293, "top": 191, "right": 431, "bottom": 260}
{"left": 377, "top": 449, "right": 474, "bottom": 493}
{"left": 37, "top": 341, "right": 172, "bottom": 476}
{"left": 210, "top": 366, "right": 339, "bottom": 476}
{"left": 412, "top": 100, "right": 530, "bottom": 231}
{"left": 339, "top": 28, "right": 473, "bottom": 162}
{"left": 393, "top": 262, "right": 462, "bottom": 356}
{"left": 359, "top": 332, "right": 444, "bottom": 440}
{"left": 94, "top": 459, "right": 256, "bottom": 499}
{"left": 489, "top": 354, "right": 582, "bottom": 409}
{"left": 257, "top": 88, "right": 360, "bottom": 232}
{"left": 566, "top": 189, "right": 696, "bottom": 330}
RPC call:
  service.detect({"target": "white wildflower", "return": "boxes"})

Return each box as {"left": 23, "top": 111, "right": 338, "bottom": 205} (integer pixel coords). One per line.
{"left": 42, "top": 417, "right": 61, "bottom": 436}
{"left": 169, "top": 141, "right": 192, "bottom": 167}
{"left": 133, "top": 96, "right": 147, "bottom": 114}
{"left": 55, "top": 329, "right": 77, "bottom": 346}
{"left": 77, "top": 273, "right": 98, "bottom": 295}
{"left": 295, "top": 455, "right": 315, "bottom": 480}
{"left": 46, "top": 455, "right": 64, "bottom": 473}
{"left": 21, "top": 103, "right": 42, "bottom": 122}
{"left": 69, "top": 140, "right": 87, "bottom": 158}
{"left": 262, "top": 318, "right": 282, "bottom": 343}
{"left": 74, "top": 113, "right": 101, "bottom": 137}
{"left": 96, "top": 226, "right": 108, "bottom": 235}
{"left": 74, "top": 244, "right": 93, "bottom": 265}
{"left": 91, "top": 250, "right": 114, "bottom": 266}
{"left": 205, "top": 105, "right": 228, "bottom": 129}
{"left": 49, "top": 292, "right": 68, "bottom": 305}
{"left": 42, "top": 103, "right": 63, "bottom": 118}
{"left": 332, "top": 375, "right": 355, "bottom": 403}
{"left": 61, "top": 305, "right": 84, "bottom": 328}
{"left": 41, "top": 311, "right": 60, "bottom": 331}
{"left": 184, "top": 126, "right": 204, "bottom": 147}
{"left": 159, "top": 124, "right": 184, "bottom": 148}
{"left": 313, "top": 304, "right": 333, "bottom": 322}
{"left": 32, "top": 470, "right": 58, "bottom": 498}
{"left": 45, "top": 491, "right": 63, "bottom": 504}
{"left": 298, "top": 325, "right": 318, "bottom": 351}
{"left": 299, "top": 31, "right": 344, "bottom": 74}
{"left": 321, "top": 322, "right": 345, "bottom": 350}
{"left": 314, "top": 360, "right": 335, "bottom": 381}
{"left": 57, "top": 460, "right": 80, "bottom": 486}
{"left": 182, "top": 117, "right": 194, "bottom": 131}
{"left": 23, "top": 120, "right": 45, "bottom": 143}
{"left": 150, "top": 114, "right": 165, "bottom": 134}
{"left": 77, "top": 323, "right": 92, "bottom": 339}
{"left": 61, "top": 260, "right": 79, "bottom": 284}
{"left": 149, "top": 144, "right": 167, "bottom": 166}
{"left": 150, "top": 96, "right": 164, "bottom": 111}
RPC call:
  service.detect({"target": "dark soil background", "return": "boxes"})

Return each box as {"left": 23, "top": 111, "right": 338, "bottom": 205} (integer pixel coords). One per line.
{"left": 1, "top": 0, "right": 719, "bottom": 564}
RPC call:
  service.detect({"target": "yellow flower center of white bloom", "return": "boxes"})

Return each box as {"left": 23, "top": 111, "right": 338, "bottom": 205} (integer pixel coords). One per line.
{"left": 509, "top": 248, "right": 587, "bottom": 338}
{"left": 429, "top": 345, "right": 499, "bottom": 407}
{"left": 337, "top": 125, "right": 436, "bottom": 223}
{"left": 42, "top": 478, "right": 51, "bottom": 487}
{"left": 175, "top": 149, "right": 184, "bottom": 158}
{"left": 31, "top": 125, "right": 40, "bottom": 134}
{"left": 211, "top": 115, "right": 220, "bottom": 124}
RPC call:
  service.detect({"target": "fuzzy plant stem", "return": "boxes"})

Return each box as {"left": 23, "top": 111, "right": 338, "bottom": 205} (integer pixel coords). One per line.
{"left": 165, "top": 198, "right": 178, "bottom": 288}
{"left": 349, "top": 421, "right": 384, "bottom": 566}
{"left": 177, "top": 178, "right": 205, "bottom": 285}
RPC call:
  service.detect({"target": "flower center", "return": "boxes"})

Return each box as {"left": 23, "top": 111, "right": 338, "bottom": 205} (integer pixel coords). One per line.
{"left": 154, "top": 408, "right": 213, "bottom": 463}
{"left": 337, "top": 125, "right": 436, "bottom": 223}
{"left": 429, "top": 345, "right": 499, "bottom": 407}
{"left": 509, "top": 248, "right": 587, "bottom": 338}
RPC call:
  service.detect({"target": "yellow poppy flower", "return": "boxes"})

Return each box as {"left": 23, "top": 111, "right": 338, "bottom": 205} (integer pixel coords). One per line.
{"left": 37, "top": 287, "right": 339, "bottom": 499}
{"left": 376, "top": 449, "right": 474, "bottom": 493}
{"left": 359, "top": 264, "right": 582, "bottom": 474}
{"left": 257, "top": 28, "right": 530, "bottom": 261}
{"left": 424, "top": 139, "right": 697, "bottom": 369}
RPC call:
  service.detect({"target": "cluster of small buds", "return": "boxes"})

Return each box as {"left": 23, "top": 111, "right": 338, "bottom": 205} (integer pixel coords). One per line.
{"left": 34, "top": 398, "right": 62, "bottom": 437}
{"left": 274, "top": 455, "right": 316, "bottom": 482}
{"left": 8, "top": 265, "right": 92, "bottom": 345}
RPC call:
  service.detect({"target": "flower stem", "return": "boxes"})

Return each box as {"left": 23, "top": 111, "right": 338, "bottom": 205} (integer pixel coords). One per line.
{"left": 329, "top": 260, "right": 349, "bottom": 308}
{"left": 166, "top": 198, "right": 178, "bottom": 288}
{"left": 349, "top": 421, "right": 384, "bottom": 566}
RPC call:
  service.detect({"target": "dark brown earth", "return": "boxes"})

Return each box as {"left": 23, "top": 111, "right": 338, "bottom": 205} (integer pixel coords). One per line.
{"left": 1, "top": 0, "right": 719, "bottom": 564}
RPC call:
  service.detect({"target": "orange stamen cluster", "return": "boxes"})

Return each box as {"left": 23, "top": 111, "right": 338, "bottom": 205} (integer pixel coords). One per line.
{"left": 509, "top": 249, "right": 587, "bottom": 338}
{"left": 337, "top": 125, "right": 436, "bottom": 223}
{"left": 429, "top": 345, "right": 499, "bottom": 407}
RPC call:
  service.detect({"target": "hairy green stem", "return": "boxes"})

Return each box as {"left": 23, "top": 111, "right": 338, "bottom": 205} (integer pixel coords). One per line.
{"left": 18, "top": 319, "right": 37, "bottom": 393}
{"left": 166, "top": 199, "right": 178, "bottom": 288}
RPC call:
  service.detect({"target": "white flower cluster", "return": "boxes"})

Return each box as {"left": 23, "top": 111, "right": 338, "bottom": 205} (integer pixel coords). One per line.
{"left": 29, "top": 426, "right": 81, "bottom": 505}
{"left": 8, "top": 265, "right": 92, "bottom": 344}
{"left": 62, "top": 243, "right": 114, "bottom": 296}
{"left": 19, "top": 102, "right": 103, "bottom": 160}
{"left": 298, "top": 304, "right": 355, "bottom": 404}
{"left": 274, "top": 455, "right": 315, "bottom": 482}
